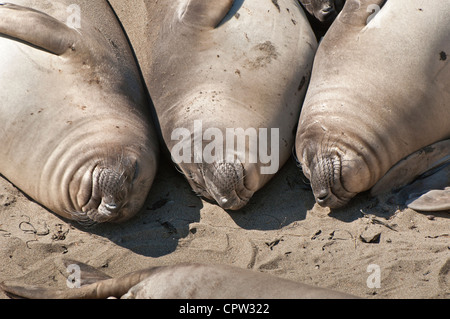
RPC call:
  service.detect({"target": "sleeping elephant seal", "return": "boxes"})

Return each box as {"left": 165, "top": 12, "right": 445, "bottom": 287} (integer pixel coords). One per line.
{"left": 108, "top": 0, "right": 317, "bottom": 210}
{"left": 0, "top": 261, "right": 357, "bottom": 299}
{"left": 295, "top": 0, "right": 450, "bottom": 210}
{"left": 0, "top": 0, "right": 159, "bottom": 224}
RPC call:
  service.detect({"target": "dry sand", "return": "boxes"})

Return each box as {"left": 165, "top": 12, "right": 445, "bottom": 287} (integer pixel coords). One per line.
{"left": 0, "top": 158, "right": 449, "bottom": 299}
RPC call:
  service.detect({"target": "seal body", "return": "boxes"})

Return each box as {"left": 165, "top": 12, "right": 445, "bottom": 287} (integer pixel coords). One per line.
{"left": 1, "top": 262, "right": 357, "bottom": 299}
{"left": 295, "top": 0, "right": 450, "bottom": 209}
{"left": 109, "top": 0, "right": 317, "bottom": 210}
{"left": 0, "top": 0, "right": 159, "bottom": 224}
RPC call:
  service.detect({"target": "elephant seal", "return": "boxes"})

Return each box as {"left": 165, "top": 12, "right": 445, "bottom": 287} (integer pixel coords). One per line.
{"left": 108, "top": 0, "right": 317, "bottom": 210}
{"left": 0, "top": 261, "right": 357, "bottom": 299}
{"left": 0, "top": 0, "right": 159, "bottom": 224}
{"left": 295, "top": 0, "right": 450, "bottom": 210}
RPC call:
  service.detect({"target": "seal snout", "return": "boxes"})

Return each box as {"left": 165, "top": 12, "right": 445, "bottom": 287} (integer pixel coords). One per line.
{"left": 183, "top": 161, "right": 254, "bottom": 210}
{"left": 73, "top": 160, "right": 138, "bottom": 225}
{"left": 202, "top": 161, "right": 252, "bottom": 210}
{"left": 316, "top": 188, "right": 330, "bottom": 204}
{"left": 312, "top": 179, "right": 336, "bottom": 208}
{"left": 309, "top": 153, "right": 350, "bottom": 209}
{"left": 314, "top": 187, "right": 344, "bottom": 209}
{"left": 317, "top": 6, "right": 336, "bottom": 22}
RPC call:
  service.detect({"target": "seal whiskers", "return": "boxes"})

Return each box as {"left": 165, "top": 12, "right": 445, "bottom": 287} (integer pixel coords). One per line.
{"left": 199, "top": 160, "right": 252, "bottom": 210}
{"left": 309, "top": 138, "right": 346, "bottom": 207}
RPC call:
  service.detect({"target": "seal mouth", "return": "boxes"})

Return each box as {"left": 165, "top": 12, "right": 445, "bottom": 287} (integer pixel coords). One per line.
{"left": 68, "top": 206, "right": 120, "bottom": 227}
{"left": 314, "top": 187, "right": 350, "bottom": 209}
{"left": 199, "top": 188, "right": 252, "bottom": 210}
{"left": 317, "top": 6, "right": 337, "bottom": 22}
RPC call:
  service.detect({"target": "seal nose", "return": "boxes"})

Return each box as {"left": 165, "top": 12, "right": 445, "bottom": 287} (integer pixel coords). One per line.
{"left": 217, "top": 196, "right": 238, "bottom": 210}
{"left": 321, "top": 6, "right": 333, "bottom": 13}
{"left": 215, "top": 195, "right": 248, "bottom": 210}
{"left": 316, "top": 189, "right": 330, "bottom": 205}
{"left": 319, "top": 5, "right": 336, "bottom": 22}
{"left": 105, "top": 203, "right": 118, "bottom": 211}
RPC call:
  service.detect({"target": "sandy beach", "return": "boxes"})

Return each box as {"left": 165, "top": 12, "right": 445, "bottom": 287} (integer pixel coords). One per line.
{"left": 1, "top": 157, "right": 448, "bottom": 299}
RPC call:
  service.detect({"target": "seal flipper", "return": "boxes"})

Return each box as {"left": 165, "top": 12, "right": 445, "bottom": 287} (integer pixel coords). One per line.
{"left": 403, "top": 165, "right": 450, "bottom": 212}
{"left": 406, "top": 188, "right": 450, "bottom": 212}
{"left": 371, "top": 140, "right": 450, "bottom": 196}
{"left": 59, "top": 259, "right": 112, "bottom": 286}
{"left": 0, "top": 258, "right": 113, "bottom": 299}
{"left": 178, "top": 0, "right": 235, "bottom": 29}
{"left": 0, "top": 3, "right": 79, "bottom": 55}
{"left": 0, "top": 282, "right": 76, "bottom": 299}
{"left": 371, "top": 139, "right": 450, "bottom": 212}
{"left": 1, "top": 260, "right": 160, "bottom": 299}
{"left": 0, "top": 277, "right": 126, "bottom": 299}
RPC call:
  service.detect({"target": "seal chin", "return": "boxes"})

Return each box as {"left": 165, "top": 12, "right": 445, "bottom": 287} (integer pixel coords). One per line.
{"left": 68, "top": 208, "right": 111, "bottom": 227}
{"left": 71, "top": 200, "right": 141, "bottom": 226}
{"left": 314, "top": 188, "right": 351, "bottom": 209}
{"left": 69, "top": 200, "right": 121, "bottom": 226}
{"left": 215, "top": 187, "right": 253, "bottom": 210}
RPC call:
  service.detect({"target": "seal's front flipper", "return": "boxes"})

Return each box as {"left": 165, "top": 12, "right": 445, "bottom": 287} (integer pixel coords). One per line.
{"left": 0, "top": 3, "right": 79, "bottom": 55}
{"left": 402, "top": 164, "right": 450, "bottom": 212}
{"left": 371, "top": 139, "right": 450, "bottom": 196}
{"left": 59, "top": 259, "right": 112, "bottom": 286}
{"left": 371, "top": 139, "right": 450, "bottom": 212}
{"left": 177, "top": 0, "right": 235, "bottom": 29}
{"left": 406, "top": 188, "right": 450, "bottom": 212}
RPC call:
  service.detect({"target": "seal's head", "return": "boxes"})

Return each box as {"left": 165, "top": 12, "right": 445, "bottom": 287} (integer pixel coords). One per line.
{"left": 299, "top": 137, "right": 373, "bottom": 209}
{"left": 300, "top": 0, "right": 341, "bottom": 23}
{"left": 70, "top": 155, "right": 150, "bottom": 225}
{"left": 178, "top": 160, "right": 255, "bottom": 210}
